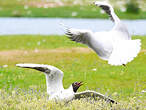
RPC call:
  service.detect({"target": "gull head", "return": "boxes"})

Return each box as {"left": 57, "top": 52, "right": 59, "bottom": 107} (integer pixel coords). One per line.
{"left": 72, "top": 81, "right": 83, "bottom": 93}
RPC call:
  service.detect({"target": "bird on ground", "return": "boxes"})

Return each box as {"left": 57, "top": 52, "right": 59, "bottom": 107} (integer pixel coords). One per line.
{"left": 16, "top": 63, "right": 116, "bottom": 103}
{"left": 63, "top": 1, "right": 141, "bottom": 66}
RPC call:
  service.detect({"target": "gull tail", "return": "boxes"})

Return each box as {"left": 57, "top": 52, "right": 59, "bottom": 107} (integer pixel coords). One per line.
{"left": 108, "top": 39, "right": 141, "bottom": 66}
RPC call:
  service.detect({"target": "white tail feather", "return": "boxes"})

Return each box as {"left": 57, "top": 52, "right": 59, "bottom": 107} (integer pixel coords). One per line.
{"left": 108, "top": 39, "right": 141, "bottom": 66}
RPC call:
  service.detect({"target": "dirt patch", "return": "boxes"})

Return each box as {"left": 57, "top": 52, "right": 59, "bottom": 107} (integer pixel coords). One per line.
{"left": 44, "top": 47, "right": 92, "bottom": 53}
{"left": 0, "top": 48, "right": 145, "bottom": 65}
{"left": 141, "top": 49, "right": 146, "bottom": 52}
{"left": 22, "top": 0, "right": 146, "bottom": 10}
{"left": 0, "top": 48, "right": 145, "bottom": 57}
{"left": 0, "top": 50, "right": 25, "bottom": 57}
{"left": 0, "top": 47, "right": 92, "bottom": 65}
{"left": 24, "top": 0, "right": 86, "bottom": 8}
{"left": 0, "top": 47, "right": 92, "bottom": 57}
{"left": 25, "top": 1, "right": 66, "bottom": 8}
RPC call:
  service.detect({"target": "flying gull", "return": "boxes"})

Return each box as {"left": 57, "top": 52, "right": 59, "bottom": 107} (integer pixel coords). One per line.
{"left": 16, "top": 63, "right": 116, "bottom": 103}
{"left": 63, "top": 1, "right": 141, "bottom": 66}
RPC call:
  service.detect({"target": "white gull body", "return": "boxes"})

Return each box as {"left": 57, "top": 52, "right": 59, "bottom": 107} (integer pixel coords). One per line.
{"left": 64, "top": 1, "right": 141, "bottom": 66}
{"left": 16, "top": 63, "right": 116, "bottom": 103}
{"left": 16, "top": 63, "right": 74, "bottom": 101}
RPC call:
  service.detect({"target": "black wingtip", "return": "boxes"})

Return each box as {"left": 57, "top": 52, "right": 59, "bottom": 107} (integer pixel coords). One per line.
{"left": 122, "top": 64, "right": 126, "bottom": 67}
{"left": 111, "top": 99, "right": 117, "bottom": 104}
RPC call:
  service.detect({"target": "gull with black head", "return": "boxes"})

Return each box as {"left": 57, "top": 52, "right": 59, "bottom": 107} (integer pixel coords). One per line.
{"left": 16, "top": 63, "right": 116, "bottom": 103}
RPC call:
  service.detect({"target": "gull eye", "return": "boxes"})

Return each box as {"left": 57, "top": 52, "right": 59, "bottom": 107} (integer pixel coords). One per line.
{"left": 74, "top": 82, "right": 78, "bottom": 85}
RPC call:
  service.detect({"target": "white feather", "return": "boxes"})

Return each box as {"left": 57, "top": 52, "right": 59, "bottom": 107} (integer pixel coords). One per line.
{"left": 108, "top": 39, "right": 141, "bottom": 65}
{"left": 63, "top": 2, "right": 141, "bottom": 66}
{"left": 16, "top": 63, "right": 116, "bottom": 103}
{"left": 16, "top": 63, "right": 74, "bottom": 101}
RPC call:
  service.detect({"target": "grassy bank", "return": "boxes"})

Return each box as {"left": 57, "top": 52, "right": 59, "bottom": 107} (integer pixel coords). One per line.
{"left": 0, "top": 35, "right": 145, "bottom": 109}
{"left": 0, "top": 0, "right": 146, "bottom": 19}
{"left": 0, "top": 35, "right": 146, "bottom": 50}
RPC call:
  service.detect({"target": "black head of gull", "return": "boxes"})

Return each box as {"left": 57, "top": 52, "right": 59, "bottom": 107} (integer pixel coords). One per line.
{"left": 16, "top": 63, "right": 117, "bottom": 104}
{"left": 72, "top": 81, "right": 83, "bottom": 93}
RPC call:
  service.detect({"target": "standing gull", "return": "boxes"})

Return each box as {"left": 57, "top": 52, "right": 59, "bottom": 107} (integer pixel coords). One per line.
{"left": 16, "top": 63, "right": 116, "bottom": 103}
{"left": 63, "top": 1, "right": 141, "bottom": 66}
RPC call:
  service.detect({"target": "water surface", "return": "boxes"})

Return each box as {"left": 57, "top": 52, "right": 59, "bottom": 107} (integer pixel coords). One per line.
{"left": 0, "top": 18, "right": 145, "bottom": 36}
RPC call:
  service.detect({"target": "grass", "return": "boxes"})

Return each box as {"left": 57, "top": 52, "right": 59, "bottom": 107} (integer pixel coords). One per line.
{"left": 0, "top": 35, "right": 146, "bottom": 50}
{"left": 0, "top": 0, "right": 146, "bottom": 19}
{"left": 0, "top": 35, "right": 84, "bottom": 50}
{"left": 0, "top": 35, "right": 146, "bottom": 109}
{"left": 0, "top": 90, "right": 145, "bottom": 110}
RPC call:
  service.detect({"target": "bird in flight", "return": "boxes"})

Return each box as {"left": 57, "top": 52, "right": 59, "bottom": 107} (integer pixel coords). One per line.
{"left": 16, "top": 63, "right": 116, "bottom": 103}
{"left": 63, "top": 1, "right": 141, "bottom": 66}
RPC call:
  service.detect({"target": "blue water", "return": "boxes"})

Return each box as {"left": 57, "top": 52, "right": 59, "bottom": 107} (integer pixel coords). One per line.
{"left": 0, "top": 18, "right": 145, "bottom": 35}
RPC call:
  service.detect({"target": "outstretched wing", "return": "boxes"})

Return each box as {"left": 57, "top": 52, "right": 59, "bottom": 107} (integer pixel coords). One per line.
{"left": 61, "top": 23, "right": 92, "bottom": 45}
{"left": 74, "top": 90, "right": 116, "bottom": 104}
{"left": 94, "top": 1, "right": 119, "bottom": 23}
{"left": 66, "top": 28, "right": 91, "bottom": 44}
{"left": 16, "top": 63, "right": 64, "bottom": 95}
{"left": 94, "top": 1, "right": 130, "bottom": 40}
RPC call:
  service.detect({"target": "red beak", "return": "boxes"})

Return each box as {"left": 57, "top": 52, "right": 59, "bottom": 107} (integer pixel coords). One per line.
{"left": 78, "top": 81, "right": 83, "bottom": 86}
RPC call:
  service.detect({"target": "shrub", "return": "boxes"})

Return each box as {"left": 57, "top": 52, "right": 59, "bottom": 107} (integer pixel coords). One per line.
{"left": 125, "top": 0, "right": 140, "bottom": 13}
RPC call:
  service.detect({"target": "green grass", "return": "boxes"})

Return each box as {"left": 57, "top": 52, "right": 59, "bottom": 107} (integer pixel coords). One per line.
{"left": 0, "top": 0, "right": 146, "bottom": 19}
{"left": 0, "top": 35, "right": 85, "bottom": 50}
{"left": 0, "top": 35, "right": 145, "bottom": 109}
{"left": 0, "top": 35, "right": 146, "bottom": 50}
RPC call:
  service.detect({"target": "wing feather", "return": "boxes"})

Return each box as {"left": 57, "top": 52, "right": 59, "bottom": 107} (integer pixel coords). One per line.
{"left": 74, "top": 90, "right": 116, "bottom": 104}
{"left": 94, "top": 2, "right": 131, "bottom": 40}
{"left": 16, "top": 63, "right": 64, "bottom": 95}
{"left": 66, "top": 28, "right": 92, "bottom": 44}
{"left": 94, "top": 2, "right": 115, "bottom": 22}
